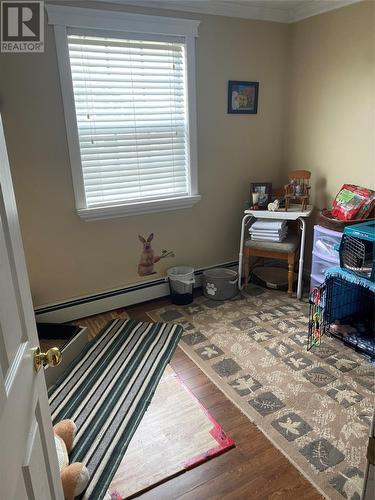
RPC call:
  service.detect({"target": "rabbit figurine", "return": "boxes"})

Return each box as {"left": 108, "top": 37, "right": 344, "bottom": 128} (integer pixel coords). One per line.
{"left": 138, "top": 234, "right": 160, "bottom": 276}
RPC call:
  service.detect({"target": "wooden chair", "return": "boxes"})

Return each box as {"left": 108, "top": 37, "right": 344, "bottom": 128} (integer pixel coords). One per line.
{"left": 243, "top": 222, "right": 299, "bottom": 297}
{"left": 284, "top": 170, "right": 311, "bottom": 211}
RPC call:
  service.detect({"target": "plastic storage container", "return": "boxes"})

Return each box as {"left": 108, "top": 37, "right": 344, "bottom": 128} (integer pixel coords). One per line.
{"left": 310, "top": 225, "right": 342, "bottom": 293}
{"left": 313, "top": 225, "right": 342, "bottom": 261}
{"left": 311, "top": 251, "right": 337, "bottom": 283}
{"left": 203, "top": 268, "right": 238, "bottom": 301}
{"left": 167, "top": 266, "right": 195, "bottom": 305}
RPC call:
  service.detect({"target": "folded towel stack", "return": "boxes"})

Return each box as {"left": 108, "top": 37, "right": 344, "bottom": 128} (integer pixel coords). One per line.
{"left": 249, "top": 219, "right": 288, "bottom": 242}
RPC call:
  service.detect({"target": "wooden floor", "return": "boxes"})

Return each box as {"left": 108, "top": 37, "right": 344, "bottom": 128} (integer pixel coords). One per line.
{"left": 81, "top": 297, "right": 322, "bottom": 500}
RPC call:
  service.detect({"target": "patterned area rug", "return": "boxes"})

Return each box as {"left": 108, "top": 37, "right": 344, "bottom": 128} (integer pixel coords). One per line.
{"left": 49, "top": 319, "right": 182, "bottom": 500}
{"left": 148, "top": 287, "right": 375, "bottom": 500}
{"left": 110, "top": 365, "right": 234, "bottom": 498}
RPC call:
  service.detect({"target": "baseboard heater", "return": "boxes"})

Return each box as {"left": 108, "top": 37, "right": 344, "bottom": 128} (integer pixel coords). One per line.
{"left": 35, "top": 261, "right": 238, "bottom": 323}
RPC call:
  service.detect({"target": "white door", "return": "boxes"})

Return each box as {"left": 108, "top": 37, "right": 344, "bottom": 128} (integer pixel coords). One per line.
{"left": 0, "top": 116, "right": 63, "bottom": 499}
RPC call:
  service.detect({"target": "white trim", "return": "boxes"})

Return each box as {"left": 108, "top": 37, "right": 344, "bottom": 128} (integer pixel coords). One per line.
{"left": 47, "top": 4, "right": 200, "bottom": 219}
{"left": 185, "top": 36, "right": 198, "bottom": 195}
{"left": 46, "top": 4, "right": 200, "bottom": 36}
{"left": 77, "top": 194, "right": 201, "bottom": 220}
{"left": 95, "top": 0, "right": 362, "bottom": 23}
{"left": 53, "top": 25, "right": 86, "bottom": 210}
{"left": 96, "top": 0, "right": 291, "bottom": 23}
{"left": 289, "top": 0, "right": 363, "bottom": 22}
{"left": 67, "top": 27, "right": 184, "bottom": 43}
{"left": 34, "top": 261, "right": 238, "bottom": 322}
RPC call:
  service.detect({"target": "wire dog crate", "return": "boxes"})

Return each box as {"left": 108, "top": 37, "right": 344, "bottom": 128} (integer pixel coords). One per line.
{"left": 308, "top": 275, "right": 375, "bottom": 359}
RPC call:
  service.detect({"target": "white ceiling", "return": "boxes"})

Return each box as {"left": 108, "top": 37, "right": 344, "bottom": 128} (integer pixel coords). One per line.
{"left": 99, "top": 0, "right": 362, "bottom": 23}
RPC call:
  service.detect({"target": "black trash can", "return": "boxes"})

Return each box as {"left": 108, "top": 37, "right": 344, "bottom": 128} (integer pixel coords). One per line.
{"left": 167, "top": 266, "right": 195, "bottom": 305}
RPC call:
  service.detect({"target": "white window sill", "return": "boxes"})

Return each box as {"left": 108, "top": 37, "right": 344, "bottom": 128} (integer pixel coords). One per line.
{"left": 77, "top": 195, "right": 201, "bottom": 221}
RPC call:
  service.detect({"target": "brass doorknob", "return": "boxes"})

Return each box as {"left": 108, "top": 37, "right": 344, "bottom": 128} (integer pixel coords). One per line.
{"left": 34, "top": 347, "right": 62, "bottom": 372}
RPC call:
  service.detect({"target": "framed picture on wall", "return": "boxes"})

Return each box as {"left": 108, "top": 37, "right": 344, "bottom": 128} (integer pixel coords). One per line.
{"left": 228, "top": 81, "right": 259, "bottom": 114}
{"left": 250, "top": 182, "right": 272, "bottom": 208}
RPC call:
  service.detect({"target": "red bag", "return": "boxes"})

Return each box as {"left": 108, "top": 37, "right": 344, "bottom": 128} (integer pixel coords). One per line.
{"left": 331, "top": 184, "right": 375, "bottom": 221}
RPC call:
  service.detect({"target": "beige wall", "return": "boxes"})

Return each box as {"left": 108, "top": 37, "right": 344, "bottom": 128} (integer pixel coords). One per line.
{"left": 285, "top": 0, "right": 375, "bottom": 209}
{"left": 1, "top": 1, "right": 373, "bottom": 306}
{"left": 0, "top": 2, "right": 288, "bottom": 306}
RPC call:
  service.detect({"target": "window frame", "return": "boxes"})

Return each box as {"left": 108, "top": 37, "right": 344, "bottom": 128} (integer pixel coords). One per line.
{"left": 46, "top": 4, "right": 201, "bottom": 220}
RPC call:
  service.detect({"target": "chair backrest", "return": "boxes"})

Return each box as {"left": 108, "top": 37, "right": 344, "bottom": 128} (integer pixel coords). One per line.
{"left": 288, "top": 170, "right": 311, "bottom": 181}
{"left": 272, "top": 186, "right": 285, "bottom": 198}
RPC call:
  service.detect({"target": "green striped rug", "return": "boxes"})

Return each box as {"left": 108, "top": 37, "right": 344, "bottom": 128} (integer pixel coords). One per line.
{"left": 48, "top": 319, "right": 183, "bottom": 500}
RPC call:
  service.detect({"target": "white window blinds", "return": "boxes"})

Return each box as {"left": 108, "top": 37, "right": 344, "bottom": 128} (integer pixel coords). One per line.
{"left": 67, "top": 34, "right": 190, "bottom": 208}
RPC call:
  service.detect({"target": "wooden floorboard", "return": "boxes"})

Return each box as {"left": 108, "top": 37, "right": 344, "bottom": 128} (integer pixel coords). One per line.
{"left": 129, "top": 300, "right": 322, "bottom": 500}
{"left": 77, "top": 296, "right": 322, "bottom": 500}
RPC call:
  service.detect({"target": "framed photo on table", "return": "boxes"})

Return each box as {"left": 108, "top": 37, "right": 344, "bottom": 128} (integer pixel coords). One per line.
{"left": 250, "top": 182, "right": 272, "bottom": 209}
{"left": 228, "top": 81, "right": 259, "bottom": 114}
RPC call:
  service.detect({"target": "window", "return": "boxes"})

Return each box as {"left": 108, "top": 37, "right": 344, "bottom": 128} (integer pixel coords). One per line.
{"left": 47, "top": 5, "right": 200, "bottom": 219}
{"left": 69, "top": 35, "right": 189, "bottom": 207}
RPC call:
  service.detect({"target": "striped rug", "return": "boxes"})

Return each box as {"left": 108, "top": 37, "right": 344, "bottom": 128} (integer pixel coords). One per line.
{"left": 48, "top": 319, "right": 183, "bottom": 500}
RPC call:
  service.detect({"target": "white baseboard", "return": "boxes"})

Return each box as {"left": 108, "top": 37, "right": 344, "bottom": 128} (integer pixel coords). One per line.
{"left": 35, "top": 261, "right": 238, "bottom": 323}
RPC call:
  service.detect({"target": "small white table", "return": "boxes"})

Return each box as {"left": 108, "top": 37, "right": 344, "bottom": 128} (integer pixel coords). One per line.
{"left": 238, "top": 205, "right": 314, "bottom": 299}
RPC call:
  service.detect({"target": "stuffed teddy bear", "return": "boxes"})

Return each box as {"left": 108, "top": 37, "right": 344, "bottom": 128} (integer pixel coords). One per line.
{"left": 54, "top": 419, "right": 89, "bottom": 500}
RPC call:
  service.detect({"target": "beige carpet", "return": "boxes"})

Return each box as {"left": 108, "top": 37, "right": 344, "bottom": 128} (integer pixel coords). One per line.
{"left": 148, "top": 287, "right": 374, "bottom": 500}
{"left": 110, "top": 365, "right": 234, "bottom": 498}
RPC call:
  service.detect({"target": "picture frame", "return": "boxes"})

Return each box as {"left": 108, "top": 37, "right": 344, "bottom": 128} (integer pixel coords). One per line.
{"left": 228, "top": 81, "right": 259, "bottom": 114}
{"left": 250, "top": 182, "right": 272, "bottom": 209}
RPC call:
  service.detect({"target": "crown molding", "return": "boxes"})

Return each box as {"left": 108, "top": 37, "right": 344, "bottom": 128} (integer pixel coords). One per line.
{"left": 95, "top": 0, "right": 363, "bottom": 23}
{"left": 96, "top": 0, "right": 290, "bottom": 22}
{"left": 289, "top": 0, "right": 363, "bottom": 22}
